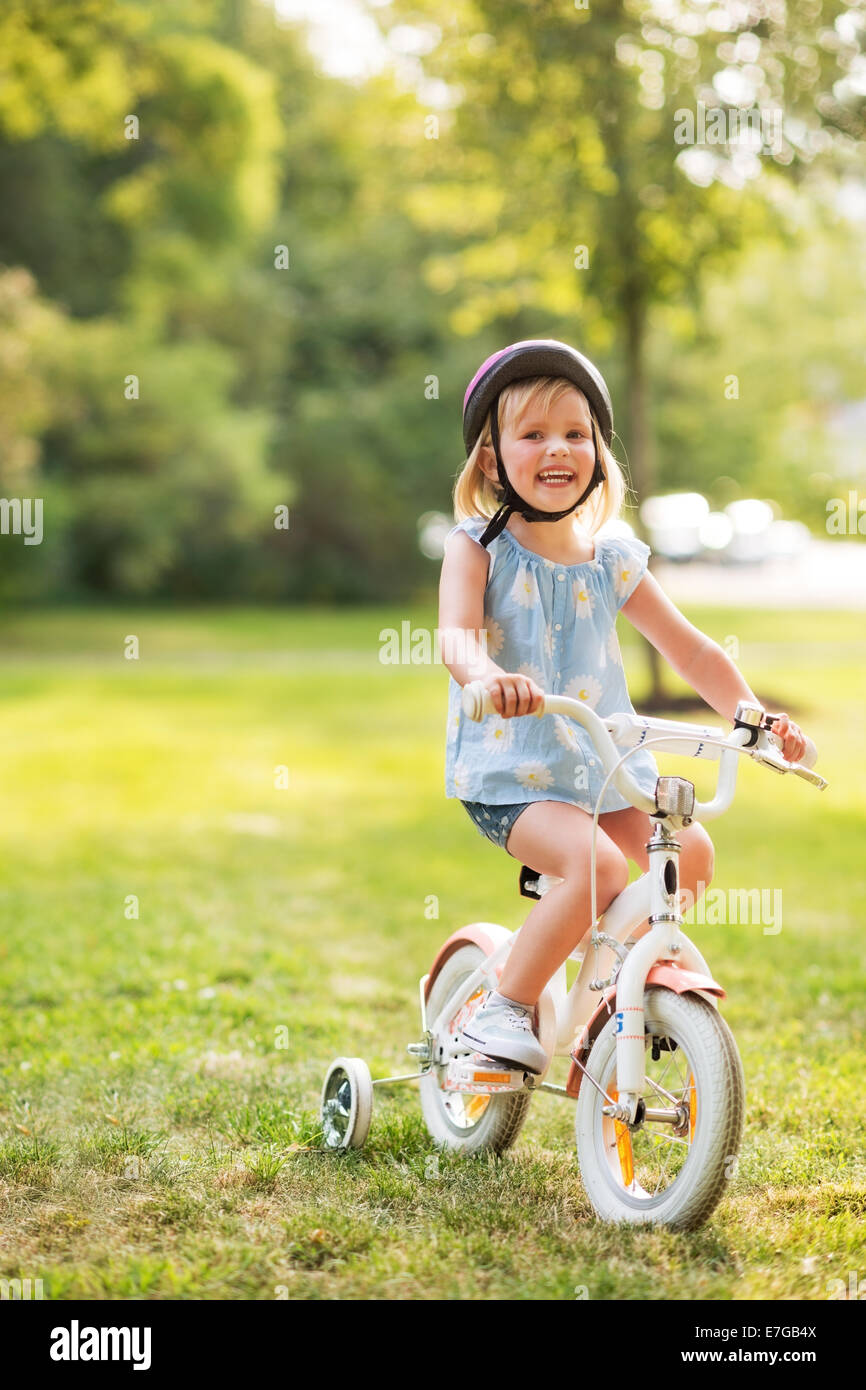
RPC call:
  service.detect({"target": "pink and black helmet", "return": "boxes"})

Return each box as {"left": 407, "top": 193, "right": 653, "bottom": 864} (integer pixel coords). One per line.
{"left": 462, "top": 338, "right": 613, "bottom": 548}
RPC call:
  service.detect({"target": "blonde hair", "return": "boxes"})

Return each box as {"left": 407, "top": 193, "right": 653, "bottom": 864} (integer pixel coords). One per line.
{"left": 453, "top": 376, "right": 629, "bottom": 533}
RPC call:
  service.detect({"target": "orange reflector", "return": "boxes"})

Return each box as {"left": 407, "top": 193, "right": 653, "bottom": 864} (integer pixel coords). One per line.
{"left": 688, "top": 1072, "right": 697, "bottom": 1142}
{"left": 475, "top": 1071, "right": 509, "bottom": 1084}
{"left": 609, "top": 1085, "right": 634, "bottom": 1187}
{"left": 463, "top": 1095, "right": 488, "bottom": 1120}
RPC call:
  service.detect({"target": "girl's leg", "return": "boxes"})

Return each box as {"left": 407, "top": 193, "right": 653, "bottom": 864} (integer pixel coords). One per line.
{"left": 597, "top": 806, "right": 715, "bottom": 941}
{"left": 496, "top": 800, "right": 631, "bottom": 1005}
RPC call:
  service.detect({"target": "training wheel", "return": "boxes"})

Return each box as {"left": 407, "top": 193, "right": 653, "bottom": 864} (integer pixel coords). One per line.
{"left": 320, "top": 1057, "right": 374, "bottom": 1149}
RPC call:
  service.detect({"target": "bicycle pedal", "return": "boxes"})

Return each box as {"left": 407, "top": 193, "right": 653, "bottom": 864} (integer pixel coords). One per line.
{"left": 445, "top": 1052, "right": 528, "bottom": 1093}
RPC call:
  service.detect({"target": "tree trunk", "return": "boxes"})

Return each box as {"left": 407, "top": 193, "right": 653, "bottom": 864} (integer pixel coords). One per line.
{"left": 622, "top": 289, "right": 667, "bottom": 707}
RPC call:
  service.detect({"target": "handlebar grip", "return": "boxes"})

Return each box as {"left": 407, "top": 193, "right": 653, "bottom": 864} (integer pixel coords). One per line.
{"left": 462, "top": 679, "right": 547, "bottom": 720}
{"left": 766, "top": 729, "right": 818, "bottom": 769}
{"left": 461, "top": 680, "right": 495, "bottom": 721}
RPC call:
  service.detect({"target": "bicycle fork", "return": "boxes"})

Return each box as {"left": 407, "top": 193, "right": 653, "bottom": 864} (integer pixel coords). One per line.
{"left": 609, "top": 814, "right": 710, "bottom": 1125}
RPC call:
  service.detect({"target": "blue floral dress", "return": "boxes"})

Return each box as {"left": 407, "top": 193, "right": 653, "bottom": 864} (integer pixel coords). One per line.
{"left": 444, "top": 517, "right": 660, "bottom": 814}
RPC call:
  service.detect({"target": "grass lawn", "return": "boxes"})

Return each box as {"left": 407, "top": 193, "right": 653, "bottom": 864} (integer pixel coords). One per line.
{"left": 0, "top": 602, "right": 864, "bottom": 1300}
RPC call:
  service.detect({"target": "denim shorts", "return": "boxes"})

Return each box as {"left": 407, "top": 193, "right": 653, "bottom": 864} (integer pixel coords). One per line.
{"left": 460, "top": 799, "right": 532, "bottom": 852}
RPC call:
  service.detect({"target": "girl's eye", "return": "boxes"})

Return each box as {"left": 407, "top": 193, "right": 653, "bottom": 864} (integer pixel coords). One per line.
{"left": 522, "top": 429, "right": 586, "bottom": 439}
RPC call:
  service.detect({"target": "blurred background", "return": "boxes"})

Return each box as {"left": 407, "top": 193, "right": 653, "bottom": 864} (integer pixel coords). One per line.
{"left": 0, "top": 0, "right": 864, "bottom": 617}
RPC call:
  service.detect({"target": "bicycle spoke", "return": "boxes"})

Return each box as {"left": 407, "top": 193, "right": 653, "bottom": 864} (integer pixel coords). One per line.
{"left": 652, "top": 1052, "right": 676, "bottom": 1094}
{"left": 644, "top": 1074, "right": 681, "bottom": 1106}
{"left": 646, "top": 1129, "right": 689, "bottom": 1149}
{"left": 669, "top": 1044, "right": 689, "bottom": 1092}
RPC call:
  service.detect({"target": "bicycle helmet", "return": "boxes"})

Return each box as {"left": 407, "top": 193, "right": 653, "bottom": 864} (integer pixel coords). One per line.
{"left": 462, "top": 338, "right": 613, "bottom": 548}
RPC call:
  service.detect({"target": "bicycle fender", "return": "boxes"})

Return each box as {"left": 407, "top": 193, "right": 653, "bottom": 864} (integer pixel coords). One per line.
{"left": 565, "top": 966, "right": 725, "bottom": 1099}
{"left": 645, "top": 961, "right": 725, "bottom": 1001}
{"left": 423, "top": 924, "right": 513, "bottom": 1002}
{"left": 423, "top": 923, "right": 553, "bottom": 1081}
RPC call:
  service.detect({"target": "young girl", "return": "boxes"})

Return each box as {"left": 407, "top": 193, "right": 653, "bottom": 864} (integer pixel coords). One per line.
{"left": 439, "top": 338, "right": 808, "bottom": 1075}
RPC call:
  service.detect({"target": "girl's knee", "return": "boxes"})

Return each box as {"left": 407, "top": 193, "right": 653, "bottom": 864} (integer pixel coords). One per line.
{"left": 561, "top": 844, "right": 629, "bottom": 900}
{"left": 607, "top": 848, "right": 631, "bottom": 895}
{"left": 684, "top": 828, "right": 714, "bottom": 887}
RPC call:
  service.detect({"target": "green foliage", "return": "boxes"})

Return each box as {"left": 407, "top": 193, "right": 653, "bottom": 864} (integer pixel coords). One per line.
{"left": 44, "top": 316, "right": 284, "bottom": 596}
{"left": 0, "top": 267, "right": 64, "bottom": 479}
{"left": 649, "top": 212, "right": 866, "bottom": 519}
{"left": 0, "top": 0, "right": 863, "bottom": 603}
{"left": 0, "top": 0, "right": 131, "bottom": 146}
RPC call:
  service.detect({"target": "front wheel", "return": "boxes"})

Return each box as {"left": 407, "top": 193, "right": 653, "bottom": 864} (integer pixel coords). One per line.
{"left": 575, "top": 987, "right": 745, "bottom": 1231}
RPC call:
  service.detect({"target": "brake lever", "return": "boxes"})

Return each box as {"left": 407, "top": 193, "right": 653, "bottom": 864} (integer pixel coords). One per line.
{"left": 751, "top": 740, "right": 829, "bottom": 790}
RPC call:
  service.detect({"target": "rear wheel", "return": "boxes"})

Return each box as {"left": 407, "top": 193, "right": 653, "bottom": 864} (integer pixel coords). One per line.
{"left": 420, "top": 944, "right": 531, "bottom": 1154}
{"left": 575, "top": 987, "right": 744, "bottom": 1230}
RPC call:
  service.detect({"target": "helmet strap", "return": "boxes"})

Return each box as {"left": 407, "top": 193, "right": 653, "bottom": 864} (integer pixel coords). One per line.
{"left": 477, "top": 393, "right": 606, "bottom": 549}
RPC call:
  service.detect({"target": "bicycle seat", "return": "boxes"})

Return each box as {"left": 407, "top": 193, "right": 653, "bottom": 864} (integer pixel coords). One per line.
{"left": 519, "top": 865, "right": 543, "bottom": 900}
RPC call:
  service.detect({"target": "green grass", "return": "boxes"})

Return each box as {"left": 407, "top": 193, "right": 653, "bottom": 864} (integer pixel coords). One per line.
{"left": 0, "top": 602, "right": 863, "bottom": 1300}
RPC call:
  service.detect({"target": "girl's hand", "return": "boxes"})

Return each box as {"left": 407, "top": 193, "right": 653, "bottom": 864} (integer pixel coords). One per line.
{"left": 483, "top": 672, "right": 544, "bottom": 718}
{"left": 769, "top": 712, "right": 807, "bottom": 763}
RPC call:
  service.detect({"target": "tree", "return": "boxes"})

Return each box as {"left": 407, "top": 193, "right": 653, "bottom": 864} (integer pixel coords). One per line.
{"left": 0, "top": 0, "right": 289, "bottom": 597}
{"left": 369, "top": 0, "right": 866, "bottom": 698}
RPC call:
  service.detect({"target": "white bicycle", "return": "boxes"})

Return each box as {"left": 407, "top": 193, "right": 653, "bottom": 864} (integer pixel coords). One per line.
{"left": 322, "top": 685, "right": 826, "bottom": 1231}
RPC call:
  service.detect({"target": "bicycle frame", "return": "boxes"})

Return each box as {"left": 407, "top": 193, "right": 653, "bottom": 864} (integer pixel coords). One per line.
{"left": 429, "top": 810, "right": 717, "bottom": 1098}
{"left": 429, "top": 690, "right": 826, "bottom": 1123}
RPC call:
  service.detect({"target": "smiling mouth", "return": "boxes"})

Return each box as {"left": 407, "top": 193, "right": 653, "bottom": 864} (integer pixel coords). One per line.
{"left": 536, "top": 470, "right": 576, "bottom": 486}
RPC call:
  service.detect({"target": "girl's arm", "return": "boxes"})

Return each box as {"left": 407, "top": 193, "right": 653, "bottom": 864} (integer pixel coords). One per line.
{"left": 438, "top": 531, "right": 542, "bottom": 716}
{"left": 621, "top": 571, "right": 808, "bottom": 762}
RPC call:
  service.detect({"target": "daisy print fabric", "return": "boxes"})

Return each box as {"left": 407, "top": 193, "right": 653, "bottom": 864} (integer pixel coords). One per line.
{"left": 443, "top": 516, "right": 660, "bottom": 813}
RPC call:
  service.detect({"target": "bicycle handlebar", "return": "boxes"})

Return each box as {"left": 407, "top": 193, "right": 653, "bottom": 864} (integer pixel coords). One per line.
{"left": 460, "top": 680, "right": 827, "bottom": 823}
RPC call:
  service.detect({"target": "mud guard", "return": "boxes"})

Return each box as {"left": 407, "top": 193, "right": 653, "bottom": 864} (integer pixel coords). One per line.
{"left": 423, "top": 924, "right": 512, "bottom": 1002}
{"left": 565, "top": 962, "right": 725, "bottom": 1100}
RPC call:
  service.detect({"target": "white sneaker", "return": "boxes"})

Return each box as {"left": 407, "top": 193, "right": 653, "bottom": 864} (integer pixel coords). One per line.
{"left": 458, "top": 992, "right": 548, "bottom": 1075}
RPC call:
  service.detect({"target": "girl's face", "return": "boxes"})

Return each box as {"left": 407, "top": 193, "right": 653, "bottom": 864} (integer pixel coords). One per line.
{"left": 480, "top": 387, "right": 598, "bottom": 510}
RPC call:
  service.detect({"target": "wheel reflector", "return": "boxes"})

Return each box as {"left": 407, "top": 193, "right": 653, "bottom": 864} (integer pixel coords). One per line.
{"left": 609, "top": 1085, "right": 634, "bottom": 1187}
{"left": 463, "top": 1094, "right": 489, "bottom": 1121}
